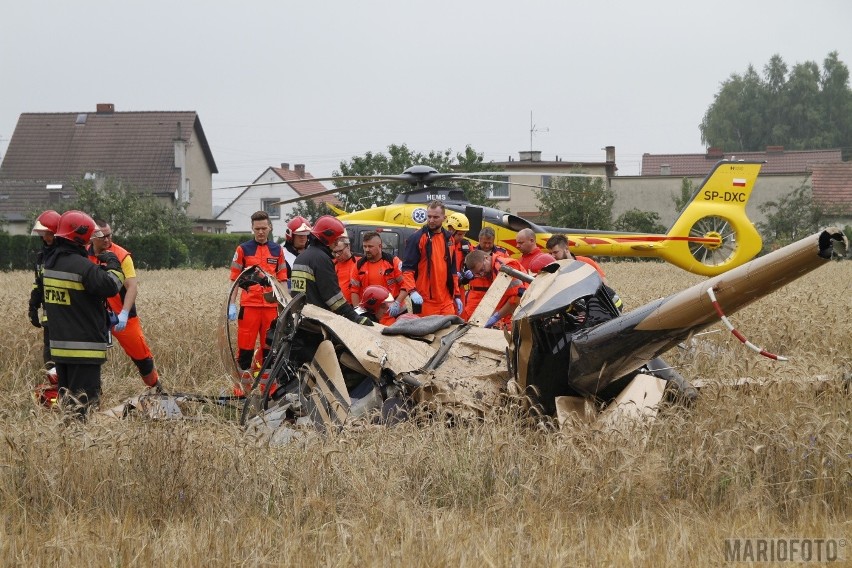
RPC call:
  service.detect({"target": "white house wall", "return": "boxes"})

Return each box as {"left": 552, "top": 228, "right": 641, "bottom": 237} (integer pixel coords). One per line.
{"left": 221, "top": 169, "right": 301, "bottom": 234}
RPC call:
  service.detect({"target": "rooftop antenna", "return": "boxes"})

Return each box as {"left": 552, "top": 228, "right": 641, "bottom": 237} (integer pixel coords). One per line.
{"left": 530, "top": 111, "right": 548, "bottom": 151}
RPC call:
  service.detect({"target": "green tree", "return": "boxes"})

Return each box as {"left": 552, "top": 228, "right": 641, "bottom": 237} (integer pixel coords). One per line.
{"left": 535, "top": 173, "right": 614, "bottom": 230}
{"left": 333, "top": 144, "right": 498, "bottom": 211}
{"left": 613, "top": 209, "right": 667, "bottom": 234}
{"left": 700, "top": 51, "right": 852, "bottom": 158}
{"left": 757, "top": 180, "right": 823, "bottom": 248}
{"left": 671, "top": 177, "right": 695, "bottom": 212}
{"left": 53, "top": 177, "right": 193, "bottom": 239}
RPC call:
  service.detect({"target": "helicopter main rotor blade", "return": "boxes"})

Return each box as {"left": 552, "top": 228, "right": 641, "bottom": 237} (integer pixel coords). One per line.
{"left": 214, "top": 173, "right": 416, "bottom": 192}
{"left": 271, "top": 179, "right": 395, "bottom": 206}
{"left": 452, "top": 171, "right": 604, "bottom": 178}
{"left": 216, "top": 168, "right": 604, "bottom": 193}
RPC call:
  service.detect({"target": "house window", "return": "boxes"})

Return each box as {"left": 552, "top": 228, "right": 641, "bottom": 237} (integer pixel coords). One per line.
{"left": 487, "top": 176, "right": 510, "bottom": 200}
{"left": 540, "top": 175, "right": 552, "bottom": 188}
{"left": 261, "top": 199, "right": 281, "bottom": 219}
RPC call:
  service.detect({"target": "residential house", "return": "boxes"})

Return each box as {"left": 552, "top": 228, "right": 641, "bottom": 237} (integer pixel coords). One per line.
{"left": 810, "top": 162, "right": 852, "bottom": 227}
{"left": 216, "top": 163, "right": 337, "bottom": 234}
{"left": 0, "top": 103, "right": 221, "bottom": 235}
{"left": 488, "top": 148, "right": 617, "bottom": 221}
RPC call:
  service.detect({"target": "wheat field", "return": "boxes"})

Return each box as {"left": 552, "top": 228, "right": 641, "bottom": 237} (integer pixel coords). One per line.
{"left": 1, "top": 262, "right": 849, "bottom": 567}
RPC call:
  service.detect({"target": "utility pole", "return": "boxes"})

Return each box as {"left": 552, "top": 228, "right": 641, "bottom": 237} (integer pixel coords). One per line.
{"left": 529, "top": 111, "right": 548, "bottom": 151}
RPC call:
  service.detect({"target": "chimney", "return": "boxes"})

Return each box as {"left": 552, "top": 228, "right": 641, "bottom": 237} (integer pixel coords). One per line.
{"left": 518, "top": 150, "right": 542, "bottom": 162}
{"left": 605, "top": 146, "right": 615, "bottom": 163}
{"left": 706, "top": 146, "right": 724, "bottom": 159}
{"left": 96, "top": 103, "right": 114, "bottom": 114}
{"left": 766, "top": 145, "right": 784, "bottom": 153}
{"left": 280, "top": 163, "right": 290, "bottom": 170}
{"left": 294, "top": 164, "right": 306, "bottom": 177}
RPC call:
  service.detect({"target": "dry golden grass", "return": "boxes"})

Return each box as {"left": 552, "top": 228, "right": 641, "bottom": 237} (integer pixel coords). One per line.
{"left": 1, "top": 263, "right": 849, "bottom": 567}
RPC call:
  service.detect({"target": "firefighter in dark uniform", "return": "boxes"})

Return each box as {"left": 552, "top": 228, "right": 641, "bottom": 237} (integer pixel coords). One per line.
{"left": 28, "top": 210, "right": 61, "bottom": 366}
{"left": 289, "top": 215, "right": 372, "bottom": 367}
{"left": 291, "top": 215, "right": 373, "bottom": 326}
{"left": 42, "top": 210, "right": 125, "bottom": 417}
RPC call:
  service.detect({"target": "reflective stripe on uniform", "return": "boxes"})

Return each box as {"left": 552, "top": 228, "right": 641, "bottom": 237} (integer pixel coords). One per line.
{"left": 50, "top": 348, "right": 108, "bottom": 360}
{"left": 107, "top": 270, "right": 125, "bottom": 287}
{"left": 50, "top": 339, "right": 109, "bottom": 360}
{"left": 43, "top": 277, "right": 85, "bottom": 290}
{"left": 327, "top": 292, "right": 346, "bottom": 311}
{"left": 43, "top": 269, "right": 84, "bottom": 283}
{"left": 51, "top": 339, "right": 110, "bottom": 350}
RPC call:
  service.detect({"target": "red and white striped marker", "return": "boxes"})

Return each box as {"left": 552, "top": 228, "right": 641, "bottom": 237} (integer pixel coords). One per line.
{"left": 706, "top": 287, "right": 788, "bottom": 361}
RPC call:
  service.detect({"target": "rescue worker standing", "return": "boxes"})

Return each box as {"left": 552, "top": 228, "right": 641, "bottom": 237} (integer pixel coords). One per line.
{"left": 88, "top": 220, "right": 161, "bottom": 390}
{"left": 445, "top": 212, "right": 473, "bottom": 275}
{"left": 351, "top": 231, "right": 407, "bottom": 316}
{"left": 332, "top": 236, "right": 358, "bottom": 304}
{"left": 516, "top": 228, "right": 544, "bottom": 271}
{"left": 43, "top": 210, "right": 124, "bottom": 417}
{"left": 29, "top": 210, "right": 60, "bottom": 366}
{"left": 401, "top": 201, "right": 462, "bottom": 317}
{"left": 291, "top": 215, "right": 373, "bottom": 326}
{"left": 229, "top": 211, "right": 288, "bottom": 371}
{"left": 283, "top": 215, "right": 312, "bottom": 277}
{"left": 475, "top": 227, "right": 508, "bottom": 256}
{"left": 545, "top": 234, "right": 622, "bottom": 311}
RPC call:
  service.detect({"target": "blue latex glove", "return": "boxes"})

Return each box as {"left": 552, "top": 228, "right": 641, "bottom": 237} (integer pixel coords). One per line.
{"left": 462, "top": 269, "right": 474, "bottom": 280}
{"left": 454, "top": 297, "right": 463, "bottom": 315}
{"left": 388, "top": 301, "right": 402, "bottom": 317}
{"left": 409, "top": 291, "right": 423, "bottom": 305}
{"left": 484, "top": 313, "right": 500, "bottom": 328}
{"left": 114, "top": 309, "right": 129, "bottom": 332}
{"left": 228, "top": 303, "right": 238, "bottom": 321}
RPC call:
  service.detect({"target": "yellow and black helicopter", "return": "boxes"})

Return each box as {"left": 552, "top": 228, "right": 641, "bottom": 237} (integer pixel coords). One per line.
{"left": 263, "top": 159, "right": 764, "bottom": 277}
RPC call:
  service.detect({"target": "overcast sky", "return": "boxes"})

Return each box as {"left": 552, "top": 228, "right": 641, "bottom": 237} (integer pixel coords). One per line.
{"left": 2, "top": 0, "right": 851, "bottom": 207}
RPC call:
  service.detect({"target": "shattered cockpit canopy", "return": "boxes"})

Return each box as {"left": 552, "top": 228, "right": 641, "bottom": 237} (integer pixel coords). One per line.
{"left": 513, "top": 260, "right": 601, "bottom": 321}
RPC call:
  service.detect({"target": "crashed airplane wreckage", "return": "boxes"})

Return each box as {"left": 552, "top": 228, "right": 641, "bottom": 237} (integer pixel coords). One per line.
{"left": 206, "top": 227, "right": 846, "bottom": 436}
{"left": 108, "top": 228, "right": 847, "bottom": 431}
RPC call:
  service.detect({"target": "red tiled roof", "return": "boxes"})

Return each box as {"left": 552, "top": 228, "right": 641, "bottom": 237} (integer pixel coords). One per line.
{"left": 270, "top": 167, "right": 339, "bottom": 205}
{"left": 641, "top": 149, "right": 842, "bottom": 176}
{"left": 0, "top": 110, "right": 217, "bottom": 195}
{"left": 810, "top": 162, "right": 852, "bottom": 214}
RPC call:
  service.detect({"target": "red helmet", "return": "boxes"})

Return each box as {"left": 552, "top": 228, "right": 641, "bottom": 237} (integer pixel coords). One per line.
{"left": 32, "top": 210, "right": 61, "bottom": 234}
{"left": 55, "top": 210, "right": 97, "bottom": 245}
{"left": 311, "top": 215, "right": 346, "bottom": 246}
{"left": 285, "top": 216, "right": 312, "bottom": 241}
{"left": 359, "top": 285, "right": 394, "bottom": 313}
{"left": 528, "top": 253, "right": 557, "bottom": 274}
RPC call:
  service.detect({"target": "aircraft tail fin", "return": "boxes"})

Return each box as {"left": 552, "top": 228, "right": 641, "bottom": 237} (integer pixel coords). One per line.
{"left": 659, "top": 161, "right": 763, "bottom": 276}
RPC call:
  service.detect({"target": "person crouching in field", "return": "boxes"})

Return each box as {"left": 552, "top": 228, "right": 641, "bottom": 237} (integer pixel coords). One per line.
{"left": 43, "top": 211, "right": 124, "bottom": 418}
